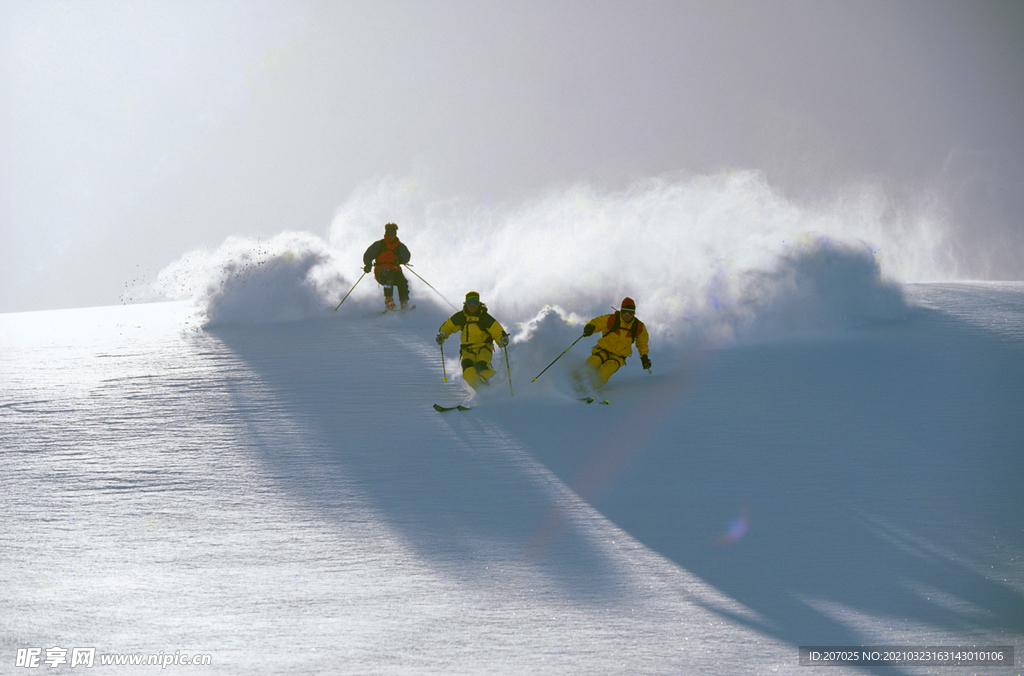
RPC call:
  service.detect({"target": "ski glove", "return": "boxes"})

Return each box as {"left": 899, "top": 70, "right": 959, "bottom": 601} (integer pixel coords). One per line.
{"left": 436, "top": 332, "right": 445, "bottom": 345}
{"left": 363, "top": 264, "right": 372, "bottom": 274}
{"left": 583, "top": 324, "right": 595, "bottom": 337}
{"left": 498, "top": 333, "right": 510, "bottom": 348}
{"left": 641, "top": 354, "right": 652, "bottom": 370}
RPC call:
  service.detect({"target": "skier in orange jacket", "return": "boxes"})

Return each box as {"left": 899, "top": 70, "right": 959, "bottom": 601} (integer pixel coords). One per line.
{"left": 581, "top": 297, "right": 651, "bottom": 388}
{"left": 363, "top": 222, "right": 411, "bottom": 311}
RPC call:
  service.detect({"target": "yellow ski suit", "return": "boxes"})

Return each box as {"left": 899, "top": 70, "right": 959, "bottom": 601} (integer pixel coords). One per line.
{"left": 438, "top": 306, "right": 508, "bottom": 389}
{"left": 583, "top": 312, "right": 650, "bottom": 388}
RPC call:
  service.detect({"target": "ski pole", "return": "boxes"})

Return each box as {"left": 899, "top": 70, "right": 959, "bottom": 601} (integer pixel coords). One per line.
{"left": 503, "top": 344, "right": 513, "bottom": 396}
{"left": 532, "top": 334, "right": 586, "bottom": 382}
{"left": 440, "top": 341, "right": 448, "bottom": 382}
{"left": 333, "top": 271, "right": 366, "bottom": 312}
{"left": 403, "top": 265, "right": 458, "bottom": 310}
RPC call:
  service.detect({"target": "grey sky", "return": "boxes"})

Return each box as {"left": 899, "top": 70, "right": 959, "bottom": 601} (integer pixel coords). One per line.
{"left": 2, "top": 0, "right": 1023, "bottom": 313}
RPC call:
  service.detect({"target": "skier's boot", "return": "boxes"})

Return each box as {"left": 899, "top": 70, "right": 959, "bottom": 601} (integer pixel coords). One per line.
{"left": 401, "top": 301, "right": 410, "bottom": 311}
{"left": 385, "top": 296, "right": 397, "bottom": 311}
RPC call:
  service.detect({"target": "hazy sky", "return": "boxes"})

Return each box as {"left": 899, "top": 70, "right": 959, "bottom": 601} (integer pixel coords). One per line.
{"left": 2, "top": 0, "right": 1023, "bottom": 313}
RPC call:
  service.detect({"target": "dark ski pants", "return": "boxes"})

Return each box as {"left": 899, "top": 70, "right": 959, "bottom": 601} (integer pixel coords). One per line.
{"left": 375, "top": 269, "right": 410, "bottom": 302}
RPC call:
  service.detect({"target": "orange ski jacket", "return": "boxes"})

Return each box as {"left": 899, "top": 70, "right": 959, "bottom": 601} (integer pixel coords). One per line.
{"left": 363, "top": 236, "right": 410, "bottom": 272}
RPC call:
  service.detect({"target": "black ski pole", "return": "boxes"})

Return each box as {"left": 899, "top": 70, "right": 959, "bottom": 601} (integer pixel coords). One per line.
{"left": 532, "top": 334, "right": 586, "bottom": 382}
{"left": 504, "top": 344, "right": 513, "bottom": 396}
{"left": 403, "top": 265, "right": 458, "bottom": 310}
{"left": 333, "top": 271, "right": 366, "bottom": 312}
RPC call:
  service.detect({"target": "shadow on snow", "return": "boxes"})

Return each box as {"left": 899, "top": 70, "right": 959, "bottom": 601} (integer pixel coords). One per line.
{"left": 500, "top": 303, "right": 1024, "bottom": 662}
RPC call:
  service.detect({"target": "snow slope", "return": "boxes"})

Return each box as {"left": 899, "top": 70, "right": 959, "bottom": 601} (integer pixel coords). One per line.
{"left": 2, "top": 251, "right": 1023, "bottom": 673}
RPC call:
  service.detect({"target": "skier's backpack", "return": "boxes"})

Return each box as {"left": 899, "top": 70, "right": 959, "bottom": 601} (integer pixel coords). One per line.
{"left": 374, "top": 238, "right": 402, "bottom": 269}
{"left": 373, "top": 238, "right": 403, "bottom": 284}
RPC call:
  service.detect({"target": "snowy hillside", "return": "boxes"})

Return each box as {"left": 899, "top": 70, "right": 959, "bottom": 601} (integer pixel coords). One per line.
{"left": 3, "top": 249, "right": 1022, "bottom": 673}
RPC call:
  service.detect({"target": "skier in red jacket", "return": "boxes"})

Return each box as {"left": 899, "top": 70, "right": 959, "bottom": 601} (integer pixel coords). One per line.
{"left": 363, "top": 223, "right": 412, "bottom": 311}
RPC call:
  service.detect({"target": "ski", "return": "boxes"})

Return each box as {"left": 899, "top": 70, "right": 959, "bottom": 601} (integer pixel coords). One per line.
{"left": 578, "top": 397, "right": 609, "bottom": 405}
{"left": 433, "top": 403, "right": 472, "bottom": 412}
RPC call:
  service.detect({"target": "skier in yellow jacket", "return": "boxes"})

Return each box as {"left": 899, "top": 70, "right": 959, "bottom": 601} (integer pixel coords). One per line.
{"left": 436, "top": 291, "right": 510, "bottom": 389}
{"left": 581, "top": 297, "right": 651, "bottom": 388}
